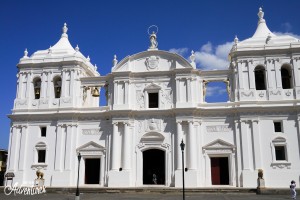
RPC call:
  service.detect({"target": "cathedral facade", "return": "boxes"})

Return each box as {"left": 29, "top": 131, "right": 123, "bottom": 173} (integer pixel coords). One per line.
{"left": 6, "top": 8, "right": 300, "bottom": 188}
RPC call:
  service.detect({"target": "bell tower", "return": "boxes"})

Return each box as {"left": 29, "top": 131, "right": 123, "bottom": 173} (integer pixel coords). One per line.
{"left": 14, "top": 23, "right": 99, "bottom": 110}
{"left": 229, "top": 8, "right": 300, "bottom": 102}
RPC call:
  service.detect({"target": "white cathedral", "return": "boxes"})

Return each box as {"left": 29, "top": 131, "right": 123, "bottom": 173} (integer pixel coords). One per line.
{"left": 6, "top": 8, "right": 300, "bottom": 188}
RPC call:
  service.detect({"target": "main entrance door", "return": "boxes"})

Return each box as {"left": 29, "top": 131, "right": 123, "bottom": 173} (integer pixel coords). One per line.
{"left": 85, "top": 158, "right": 100, "bottom": 184}
{"left": 143, "top": 149, "right": 165, "bottom": 185}
{"left": 211, "top": 157, "right": 229, "bottom": 185}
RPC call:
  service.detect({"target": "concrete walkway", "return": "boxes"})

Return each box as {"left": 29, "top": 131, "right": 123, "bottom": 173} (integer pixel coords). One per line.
{"left": 0, "top": 192, "right": 293, "bottom": 200}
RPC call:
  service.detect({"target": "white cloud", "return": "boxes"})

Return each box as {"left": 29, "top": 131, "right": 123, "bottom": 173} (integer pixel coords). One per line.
{"left": 169, "top": 41, "right": 233, "bottom": 70}
{"left": 194, "top": 52, "right": 228, "bottom": 70}
{"left": 215, "top": 42, "right": 233, "bottom": 60}
{"left": 200, "top": 42, "right": 212, "bottom": 53}
{"left": 273, "top": 31, "right": 300, "bottom": 39}
{"left": 194, "top": 41, "right": 233, "bottom": 70}
{"left": 206, "top": 86, "right": 227, "bottom": 97}
{"left": 169, "top": 48, "right": 188, "bottom": 56}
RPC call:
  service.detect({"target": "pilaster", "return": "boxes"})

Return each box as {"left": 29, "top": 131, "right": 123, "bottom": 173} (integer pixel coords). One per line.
{"left": 61, "top": 70, "right": 66, "bottom": 98}
{"left": 111, "top": 122, "right": 120, "bottom": 170}
{"left": 240, "top": 120, "right": 251, "bottom": 170}
{"left": 41, "top": 71, "right": 47, "bottom": 98}
{"left": 274, "top": 59, "right": 282, "bottom": 89}
{"left": 176, "top": 121, "right": 182, "bottom": 170}
{"left": 54, "top": 124, "right": 65, "bottom": 171}
{"left": 234, "top": 120, "right": 242, "bottom": 187}
{"left": 251, "top": 120, "right": 262, "bottom": 169}
{"left": 25, "top": 72, "right": 32, "bottom": 99}
{"left": 187, "top": 121, "right": 197, "bottom": 170}
{"left": 176, "top": 78, "right": 180, "bottom": 103}
{"left": 18, "top": 126, "right": 28, "bottom": 171}
{"left": 122, "top": 122, "right": 131, "bottom": 170}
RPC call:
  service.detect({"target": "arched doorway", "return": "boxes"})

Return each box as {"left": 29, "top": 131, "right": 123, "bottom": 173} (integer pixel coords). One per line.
{"left": 143, "top": 149, "right": 165, "bottom": 185}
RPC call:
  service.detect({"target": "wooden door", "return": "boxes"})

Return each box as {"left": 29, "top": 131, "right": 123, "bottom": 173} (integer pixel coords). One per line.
{"left": 211, "top": 157, "right": 220, "bottom": 185}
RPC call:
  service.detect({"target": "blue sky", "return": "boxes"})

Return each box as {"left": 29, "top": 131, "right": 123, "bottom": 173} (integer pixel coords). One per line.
{"left": 0, "top": 0, "right": 300, "bottom": 149}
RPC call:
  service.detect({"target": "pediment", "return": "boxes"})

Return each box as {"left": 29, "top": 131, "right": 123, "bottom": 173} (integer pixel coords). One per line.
{"left": 140, "top": 132, "right": 165, "bottom": 143}
{"left": 112, "top": 50, "right": 193, "bottom": 72}
{"left": 144, "top": 83, "right": 161, "bottom": 90}
{"left": 203, "top": 139, "right": 235, "bottom": 150}
{"left": 272, "top": 137, "right": 286, "bottom": 143}
{"left": 77, "top": 141, "right": 105, "bottom": 152}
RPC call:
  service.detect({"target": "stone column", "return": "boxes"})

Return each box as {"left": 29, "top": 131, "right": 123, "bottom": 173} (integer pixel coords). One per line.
{"left": 237, "top": 62, "right": 244, "bottom": 89}
{"left": 265, "top": 61, "right": 273, "bottom": 89}
{"left": 204, "top": 153, "right": 211, "bottom": 185}
{"left": 8, "top": 127, "right": 19, "bottom": 171}
{"left": 188, "top": 121, "right": 197, "bottom": 169}
{"left": 293, "top": 59, "right": 300, "bottom": 87}
{"left": 18, "top": 73, "right": 24, "bottom": 98}
{"left": 122, "top": 122, "right": 131, "bottom": 170}
{"left": 124, "top": 81, "right": 128, "bottom": 105}
{"left": 47, "top": 71, "right": 52, "bottom": 98}
{"left": 248, "top": 63, "right": 255, "bottom": 89}
{"left": 6, "top": 127, "right": 13, "bottom": 170}
{"left": 176, "top": 78, "right": 180, "bottom": 103}
{"left": 41, "top": 72, "right": 47, "bottom": 98}
{"left": 234, "top": 67, "right": 239, "bottom": 101}
{"left": 100, "top": 155, "right": 105, "bottom": 186}
{"left": 231, "top": 153, "right": 236, "bottom": 186}
{"left": 274, "top": 60, "right": 282, "bottom": 89}
{"left": 234, "top": 120, "right": 242, "bottom": 187}
{"left": 176, "top": 121, "right": 183, "bottom": 170}
{"left": 16, "top": 73, "right": 21, "bottom": 99}
{"left": 240, "top": 120, "right": 251, "bottom": 170}
{"left": 187, "top": 78, "right": 191, "bottom": 103}
{"left": 251, "top": 120, "right": 262, "bottom": 169}
{"left": 113, "top": 81, "right": 118, "bottom": 105}
{"left": 26, "top": 72, "right": 32, "bottom": 99}
{"left": 18, "top": 126, "right": 28, "bottom": 171}
{"left": 55, "top": 125, "right": 64, "bottom": 171}
{"left": 61, "top": 70, "right": 66, "bottom": 97}
{"left": 111, "top": 122, "right": 119, "bottom": 170}
{"left": 70, "top": 70, "right": 75, "bottom": 97}
{"left": 64, "top": 124, "right": 74, "bottom": 170}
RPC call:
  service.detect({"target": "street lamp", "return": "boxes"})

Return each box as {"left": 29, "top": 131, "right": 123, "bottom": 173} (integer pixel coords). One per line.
{"left": 180, "top": 140, "right": 185, "bottom": 200}
{"left": 75, "top": 152, "right": 82, "bottom": 200}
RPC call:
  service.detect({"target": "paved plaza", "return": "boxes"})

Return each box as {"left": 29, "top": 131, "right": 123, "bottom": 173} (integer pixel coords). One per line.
{"left": 0, "top": 192, "right": 293, "bottom": 200}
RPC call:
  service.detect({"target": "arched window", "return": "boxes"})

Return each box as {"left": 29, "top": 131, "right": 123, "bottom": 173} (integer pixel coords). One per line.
{"left": 33, "top": 77, "right": 41, "bottom": 99}
{"left": 281, "top": 66, "right": 292, "bottom": 89}
{"left": 53, "top": 76, "right": 62, "bottom": 98}
{"left": 254, "top": 66, "right": 266, "bottom": 90}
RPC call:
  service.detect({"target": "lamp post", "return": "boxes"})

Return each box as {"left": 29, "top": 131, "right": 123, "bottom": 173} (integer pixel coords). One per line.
{"left": 180, "top": 140, "right": 185, "bottom": 200}
{"left": 75, "top": 152, "right": 81, "bottom": 200}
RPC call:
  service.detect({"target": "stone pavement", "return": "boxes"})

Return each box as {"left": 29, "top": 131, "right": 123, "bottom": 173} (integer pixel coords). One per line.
{"left": 0, "top": 193, "right": 293, "bottom": 200}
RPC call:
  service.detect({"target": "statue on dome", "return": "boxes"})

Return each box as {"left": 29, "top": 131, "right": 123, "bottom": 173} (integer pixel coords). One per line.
{"left": 148, "top": 25, "right": 158, "bottom": 50}
{"left": 149, "top": 32, "right": 158, "bottom": 49}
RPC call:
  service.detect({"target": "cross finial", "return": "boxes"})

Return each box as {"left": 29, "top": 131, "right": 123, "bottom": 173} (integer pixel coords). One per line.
{"left": 75, "top": 45, "right": 79, "bottom": 52}
{"left": 258, "top": 7, "right": 264, "bottom": 21}
{"left": 234, "top": 35, "right": 239, "bottom": 44}
{"left": 23, "top": 48, "right": 28, "bottom": 58}
{"left": 190, "top": 50, "right": 195, "bottom": 62}
{"left": 113, "top": 54, "right": 118, "bottom": 66}
{"left": 61, "top": 23, "right": 68, "bottom": 38}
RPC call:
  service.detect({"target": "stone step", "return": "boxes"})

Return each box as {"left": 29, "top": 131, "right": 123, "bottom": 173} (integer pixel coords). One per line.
{"left": 0, "top": 186, "right": 292, "bottom": 195}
